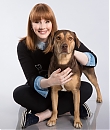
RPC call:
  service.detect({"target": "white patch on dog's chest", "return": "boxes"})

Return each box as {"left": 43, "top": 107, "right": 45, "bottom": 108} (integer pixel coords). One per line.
{"left": 61, "top": 85, "right": 67, "bottom": 91}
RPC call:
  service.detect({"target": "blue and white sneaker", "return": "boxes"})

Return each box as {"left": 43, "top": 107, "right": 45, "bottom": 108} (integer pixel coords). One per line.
{"left": 80, "top": 103, "right": 92, "bottom": 119}
{"left": 70, "top": 103, "right": 92, "bottom": 119}
{"left": 21, "top": 109, "right": 39, "bottom": 129}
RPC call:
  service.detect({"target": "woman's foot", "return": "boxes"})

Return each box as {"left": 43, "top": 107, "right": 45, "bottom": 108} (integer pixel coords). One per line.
{"left": 80, "top": 103, "right": 92, "bottom": 119}
{"left": 21, "top": 109, "right": 39, "bottom": 129}
{"left": 35, "top": 109, "right": 52, "bottom": 122}
{"left": 70, "top": 103, "right": 92, "bottom": 119}
{"left": 21, "top": 109, "right": 52, "bottom": 129}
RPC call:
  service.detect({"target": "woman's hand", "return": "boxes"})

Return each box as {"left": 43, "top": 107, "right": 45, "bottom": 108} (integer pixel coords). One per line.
{"left": 48, "top": 67, "right": 73, "bottom": 86}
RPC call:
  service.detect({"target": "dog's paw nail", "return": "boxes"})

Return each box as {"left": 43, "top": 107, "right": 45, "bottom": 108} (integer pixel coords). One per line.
{"left": 74, "top": 121, "right": 82, "bottom": 129}
{"left": 47, "top": 120, "right": 56, "bottom": 127}
{"left": 96, "top": 98, "right": 102, "bottom": 103}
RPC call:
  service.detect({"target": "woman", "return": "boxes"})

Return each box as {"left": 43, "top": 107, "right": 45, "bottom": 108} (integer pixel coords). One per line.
{"left": 13, "top": 3, "right": 97, "bottom": 129}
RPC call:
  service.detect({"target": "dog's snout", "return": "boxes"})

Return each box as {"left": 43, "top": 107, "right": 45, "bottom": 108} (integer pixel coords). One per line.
{"left": 62, "top": 43, "right": 68, "bottom": 49}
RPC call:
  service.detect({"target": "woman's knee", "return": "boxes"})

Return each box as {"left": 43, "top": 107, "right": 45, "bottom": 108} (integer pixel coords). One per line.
{"left": 13, "top": 85, "right": 27, "bottom": 103}
{"left": 81, "top": 81, "right": 93, "bottom": 94}
{"left": 80, "top": 81, "right": 93, "bottom": 103}
{"left": 13, "top": 86, "right": 21, "bottom": 103}
{"left": 86, "top": 82, "right": 93, "bottom": 97}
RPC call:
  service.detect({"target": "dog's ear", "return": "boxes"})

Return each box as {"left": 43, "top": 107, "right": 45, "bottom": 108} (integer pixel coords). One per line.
{"left": 51, "top": 30, "right": 59, "bottom": 45}
{"left": 54, "top": 30, "right": 59, "bottom": 36}
{"left": 73, "top": 32, "right": 80, "bottom": 48}
{"left": 50, "top": 30, "right": 59, "bottom": 52}
{"left": 52, "top": 30, "right": 60, "bottom": 46}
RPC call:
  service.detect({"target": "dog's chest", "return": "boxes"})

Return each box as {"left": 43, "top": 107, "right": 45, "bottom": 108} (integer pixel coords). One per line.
{"left": 61, "top": 85, "right": 67, "bottom": 91}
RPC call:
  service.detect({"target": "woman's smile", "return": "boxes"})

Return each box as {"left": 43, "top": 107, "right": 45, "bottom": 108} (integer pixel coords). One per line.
{"left": 32, "top": 19, "right": 52, "bottom": 42}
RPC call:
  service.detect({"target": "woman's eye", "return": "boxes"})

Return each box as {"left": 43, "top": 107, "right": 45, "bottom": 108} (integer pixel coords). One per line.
{"left": 46, "top": 20, "right": 50, "bottom": 23}
{"left": 35, "top": 21, "right": 40, "bottom": 23}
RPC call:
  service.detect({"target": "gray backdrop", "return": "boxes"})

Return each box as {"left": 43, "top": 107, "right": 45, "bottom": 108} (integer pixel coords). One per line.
{"left": 0, "top": 0, "right": 109, "bottom": 129}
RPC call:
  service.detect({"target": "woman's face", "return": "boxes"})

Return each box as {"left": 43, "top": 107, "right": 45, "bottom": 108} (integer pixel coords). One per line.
{"left": 32, "top": 19, "right": 52, "bottom": 42}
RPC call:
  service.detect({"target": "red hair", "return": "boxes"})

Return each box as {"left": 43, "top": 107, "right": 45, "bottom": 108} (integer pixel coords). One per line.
{"left": 21, "top": 3, "right": 57, "bottom": 53}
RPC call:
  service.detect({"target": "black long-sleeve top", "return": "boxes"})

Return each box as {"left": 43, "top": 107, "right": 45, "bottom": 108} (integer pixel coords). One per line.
{"left": 17, "top": 39, "right": 97, "bottom": 89}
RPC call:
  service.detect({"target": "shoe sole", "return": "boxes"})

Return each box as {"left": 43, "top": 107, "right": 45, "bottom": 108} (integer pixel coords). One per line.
{"left": 83, "top": 103, "right": 91, "bottom": 118}
{"left": 21, "top": 109, "right": 27, "bottom": 129}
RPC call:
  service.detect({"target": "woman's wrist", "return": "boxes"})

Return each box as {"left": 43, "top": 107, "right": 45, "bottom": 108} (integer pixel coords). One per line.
{"left": 46, "top": 77, "right": 53, "bottom": 87}
{"left": 40, "top": 78, "right": 51, "bottom": 89}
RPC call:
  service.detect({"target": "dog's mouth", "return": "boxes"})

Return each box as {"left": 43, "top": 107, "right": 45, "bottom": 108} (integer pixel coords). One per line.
{"left": 62, "top": 49, "right": 67, "bottom": 53}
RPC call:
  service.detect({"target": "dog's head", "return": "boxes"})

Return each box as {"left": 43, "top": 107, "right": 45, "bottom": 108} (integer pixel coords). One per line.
{"left": 52, "top": 30, "right": 80, "bottom": 56}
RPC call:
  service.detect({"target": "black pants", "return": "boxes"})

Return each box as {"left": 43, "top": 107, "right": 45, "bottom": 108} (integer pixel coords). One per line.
{"left": 13, "top": 81, "right": 93, "bottom": 115}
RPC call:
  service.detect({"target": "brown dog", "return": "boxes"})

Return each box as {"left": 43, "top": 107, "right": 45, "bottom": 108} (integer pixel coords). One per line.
{"left": 47, "top": 30, "right": 102, "bottom": 129}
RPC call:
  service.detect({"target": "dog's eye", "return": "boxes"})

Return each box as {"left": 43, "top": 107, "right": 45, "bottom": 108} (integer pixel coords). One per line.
{"left": 56, "top": 36, "right": 61, "bottom": 40}
{"left": 68, "top": 37, "right": 73, "bottom": 41}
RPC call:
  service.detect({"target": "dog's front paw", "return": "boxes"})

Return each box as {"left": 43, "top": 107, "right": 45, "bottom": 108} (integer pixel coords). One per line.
{"left": 74, "top": 119, "right": 82, "bottom": 129}
{"left": 96, "top": 97, "right": 102, "bottom": 103}
{"left": 47, "top": 119, "right": 57, "bottom": 127}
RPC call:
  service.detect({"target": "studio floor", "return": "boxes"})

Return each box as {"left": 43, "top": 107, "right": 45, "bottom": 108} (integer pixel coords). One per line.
{"left": 0, "top": 92, "right": 109, "bottom": 130}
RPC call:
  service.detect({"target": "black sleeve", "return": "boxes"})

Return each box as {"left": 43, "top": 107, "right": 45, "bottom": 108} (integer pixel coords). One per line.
{"left": 17, "top": 40, "right": 38, "bottom": 89}
{"left": 75, "top": 42, "right": 97, "bottom": 67}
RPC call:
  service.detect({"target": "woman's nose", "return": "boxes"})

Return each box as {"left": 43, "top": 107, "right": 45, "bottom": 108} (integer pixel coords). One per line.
{"left": 39, "top": 23, "right": 46, "bottom": 29}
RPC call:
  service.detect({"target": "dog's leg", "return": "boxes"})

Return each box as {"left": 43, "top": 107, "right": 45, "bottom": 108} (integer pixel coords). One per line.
{"left": 83, "top": 68, "right": 102, "bottom": 103}
{"left": 47, "top": 86, "right": 61, "bottom": 127}
{"left": 72, "top": 89, "right": 82, "bottom": 129}
{"left": 65, "top": 75, "right": 82, "bottom": 128}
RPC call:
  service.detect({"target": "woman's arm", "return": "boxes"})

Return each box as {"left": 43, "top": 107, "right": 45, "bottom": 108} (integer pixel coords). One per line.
{"left": 17, "top": 40, "right": 39, "bottom": 88}
{"left": 40, "top": 42, "right": 97, "bottom": 89}
{"left": 33, "top": 67, "right": 73, "bottom": 98}
{"left": 75, "top": 42, "right": 97, "bottom": 67}
{"left": 74, "top": 50, "right": 88, "bottom": 65}
{"left": 17, "top": 40, "right": 73, "bottom": 97}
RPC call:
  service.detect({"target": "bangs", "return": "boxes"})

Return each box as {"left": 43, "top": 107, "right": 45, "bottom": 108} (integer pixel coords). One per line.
{"left": 26, "top": 3, "right": 58, "bottom": 52}
{"left": 30, "top": 5, "right": 53, "bottom": 22}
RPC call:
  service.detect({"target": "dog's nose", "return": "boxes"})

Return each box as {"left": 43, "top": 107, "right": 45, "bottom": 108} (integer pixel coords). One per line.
{"left": 62, "top": 43, "right": 68, "bottom": 49}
